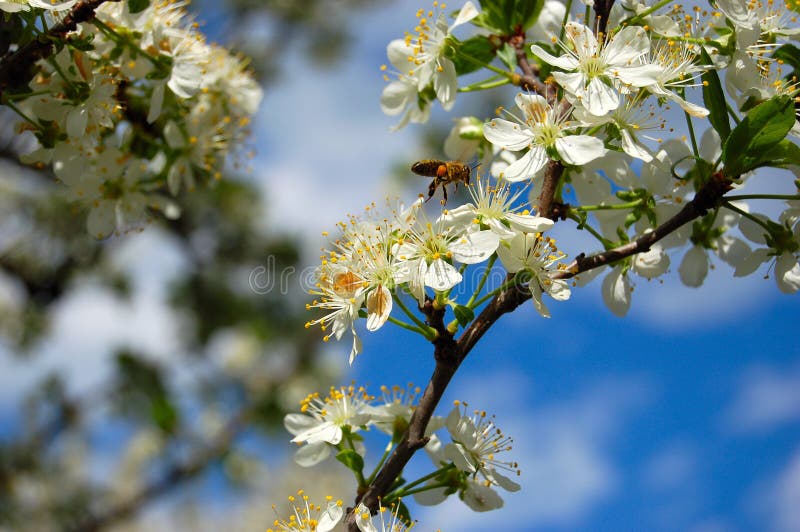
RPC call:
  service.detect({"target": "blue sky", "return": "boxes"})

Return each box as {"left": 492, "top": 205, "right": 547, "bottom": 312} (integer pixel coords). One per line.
{"left": 0, "top": 1, "right": 797, "bottom": 530}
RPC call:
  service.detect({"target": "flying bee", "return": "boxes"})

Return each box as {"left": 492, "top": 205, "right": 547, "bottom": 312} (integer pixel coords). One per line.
{"left": 411, "top": 159, "right": 471, "bottom": 205}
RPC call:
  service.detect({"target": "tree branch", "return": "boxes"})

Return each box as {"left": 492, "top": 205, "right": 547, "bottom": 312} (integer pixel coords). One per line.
{"left": 0, "top": 0, "right": 121, "bottom": 98}
{"left": 554, "top": 172, "right": 734, "bottom": 279}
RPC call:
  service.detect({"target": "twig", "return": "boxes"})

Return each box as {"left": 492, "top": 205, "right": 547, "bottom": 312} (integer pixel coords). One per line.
{"left": 553, "top": 172, "right": 734, "bottom": 279}
{"left": 0, "top": 0, "right": 121, "bottom": 98}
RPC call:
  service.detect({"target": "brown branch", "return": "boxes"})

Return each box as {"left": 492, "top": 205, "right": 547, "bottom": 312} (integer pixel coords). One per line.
{"left": 554, "top": 172, "right": 734, "bottom": 280}
{"left": 0, "top": 0, "right": 121, "bottom": 98}
{"left": 537, "top": 159, "right": 565, "bottom": 220}
{"left": 593, "top": 0, "right": 616, "bottom": 37}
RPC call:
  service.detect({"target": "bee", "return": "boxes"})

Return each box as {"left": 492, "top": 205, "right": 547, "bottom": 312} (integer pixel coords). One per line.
{"left": 411, "top": 160, "right": 472, "bottom": 205}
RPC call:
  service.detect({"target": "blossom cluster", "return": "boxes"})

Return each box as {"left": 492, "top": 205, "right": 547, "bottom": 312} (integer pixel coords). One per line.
{"left": 306, "top": 180, "right": 571, "bottom": 362}
{"left": 379, "top": 0, "right": 800, "bottom": 316}
{"left": 284, "top": 385, "right": 521, "bottom": 513}
{"left": 3, "top": 0, "right": 261, "bottom": 238}
{"left": 267, "top": 489, "right": 416, "bottom": 532}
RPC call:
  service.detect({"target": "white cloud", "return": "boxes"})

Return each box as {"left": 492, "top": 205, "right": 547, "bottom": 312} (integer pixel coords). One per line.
{"left": 751, "top": 445, "right": 800, "bottom": 532}
{"left": 415, "top": 373, "right": 652, "bottom": 530}
{"left": 723, "top": 363, "right": 800, "bottom": 434}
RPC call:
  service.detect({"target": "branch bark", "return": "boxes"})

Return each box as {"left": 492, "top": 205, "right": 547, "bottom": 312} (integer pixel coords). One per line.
{"left": 0, "top": 0, "right": 121, "bottom": 98}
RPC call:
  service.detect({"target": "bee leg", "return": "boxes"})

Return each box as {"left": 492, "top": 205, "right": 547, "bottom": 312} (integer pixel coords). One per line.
{"left": 426, "top": 179, "right": 437, "bottom": 202}
{"left": 441, "top": 184, "right": 448, "bottom": 205}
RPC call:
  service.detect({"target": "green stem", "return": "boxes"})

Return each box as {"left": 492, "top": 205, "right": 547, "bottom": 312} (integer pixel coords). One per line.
{"left": 92, "top": 18, "right": 162, "bottom": 67}
{"left": 393, "top": 293, "right": 436, "bottom": 340}
{"left": 387, "top": 315, "right": 428, "bottom": 336}
{"left": 343, "top": 433, "right": 367, "bottom": 487}
{"left": 47, "top": 55, "right": 77, "bottom": 90}
{"left": 383, "top": 464, "right": 456, "bottom": 502}
{"left": 568, "top": 212, "right": 611, "bottom": 245}
{"left": 684, "top": 99, "right": 700, "bottom": 158}
{"left": 459, "top": 77, "right": 511, "bottom": 92}
{"left": 727, "top": 102, "right": 742, "bottom": 125}
{"left": 469, "top": 274, "right": 521, "bottom": 309}
{"left": 466, "top": 255, "right": 496, "bottom": 307}
{"left": 619, "top": 0, "right": 675, "bottom": 26}
{"left": 574, "top": 199, "right": 644, "bottom": 212}
{"left": 454, "top": 49, "right": 514, "bottom": 78}
{"left": 365, "top": 444, "right": 393, "bottom": 486}
{"left": 559, "top": 0, "right": 574, "bottom": 42}
{"left": 4, "top": 101, "right": 38, "bottom": 128}
{"left": 723, "top": 201, "right": 772, "bottom": 231}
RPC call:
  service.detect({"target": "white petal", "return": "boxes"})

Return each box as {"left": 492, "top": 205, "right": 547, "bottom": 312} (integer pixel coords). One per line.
{"left": 530, "top": 281, "right": 550, "bottom": 318}
{"left": 452, "top": 1, "right": 479, "bottom": 27}
{"left": 87, "top": 202, "right": 116, "bottom": 239}
{"left": 604, "top": 26, "right": 650, "bottom": 64}
{"left": 462, "top": 481, "right": 504, "bottom": 512}
{"left": 488, "top": 469, "right": 521, "bottom": 492}
{"left": 444, "top": 442, "right": 478, "bottom": 473}
{"left": 667, "top": 91, "right": 710, "bottom": 118}
{"left": 496, "top": 237, "right": 525, "bottom": 273}
{"left": 424, "top": 258, "right": 462, "bottom": 291}
{"left": 318, "top": 501, "right": 344, "bottom": 532}
{"left": 530, "top": 44, "right": 579, "bottom": 71}
{"left": 291, "top": 420, "right": 342, "bottom": 445}
{"left": 434, "top": 58, "right": 458, "bottom": 110}
{"left": 148, "top": 83, "right": 165, "bottom": 123}
{"left": 499, "top": 147, "right": 549, "bottom": 181}
{"left": 413, "top": 486, "right": 448, "bottom": 506}
{"left": 283, "top": 413, "right": 318, "bottom": 437}
{"left": 555, "top": 135, "right": 608, "bottom": 166}
{"left": 547, "top": 278, "right": 571, "bottom": 301}
{"left": 601, "top": 268, "right": 631, "bottom": 316}
{"left": 66, "top": 107, "right": 88, "bottom": 138}
{"left": 387, "top": 39, "right": 414, "bottom": 70}
{"left": 566, "top": 22, "right": 599, "bottom": 58}
{"left": 678, "top": 246, "right": 709, "bottom": 287}
{"left": 734, "top": 248, "right": 770, "bottom": 277}
{"left": 633, "top": 245, "right": 670, "bottom": 279}
{"left": 583, "top": 77, "right": 619, "bottom": 115}
{"left": 738, "top": 213, "right": 769, "bottom": 244}
{"left": 775, "top": 254, "right": 800, "bottom": 294}
{"left": 483, "top": 118, "right": 535, "bottom": 151}
{"left": 505, "top": 213, "right": 554, "bottom": 233}
{"left": 716, "top": 235, "right": 751, "bottom": 268}
{"left": 614, "top": 64, "right": 663, "bottom": 87}
{"left": 354, "top": 503, "right": 376, "bottom": 532}
{"left": 620, "top": 129, "right": 653, "bottom": 162}
{"left": 366, "top": 285, "right": 393, "bottom": 331}
{"left": 293, "top": 441, "right": 330, "bottom": 467}
{"left": 381, "top": 79, "right": 415, "bottom": 116}
{"left": 449, "top": 230, "right": 500, "bottom": 264}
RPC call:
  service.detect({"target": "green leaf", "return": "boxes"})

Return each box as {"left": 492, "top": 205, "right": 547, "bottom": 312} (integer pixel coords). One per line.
{"left": 335, "top": 449, "right": 364, "bottom": 474}
{"left": 722, "top": 95, "right": 796, "bottom": 177}
{"left": 496, "top": 42, "right": 517, "bottom": 70}
{"left": 475, "top": 0, "right": 544, "bottom": 33}
{"left": 450, "top": 36, "right": 496, "bottom": 76}
{"left": 744, "top": 138, "right": 800, "bottom": 171}
{"left": 773, "top": 43, "right": 800, "bottom": 72}
{"left": 127, "top": 0, "right": 149, "bottom": 13}
{"left": 700, "top": 48, "right": 730, "bottom": 142}
{"left": 453, "top": 304, "right": 475, "bottom": 327}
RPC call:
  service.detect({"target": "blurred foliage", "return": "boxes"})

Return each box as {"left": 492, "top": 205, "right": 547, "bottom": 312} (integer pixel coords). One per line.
{"left": 0, "top": 0, "right": 395, "bottom": 528}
